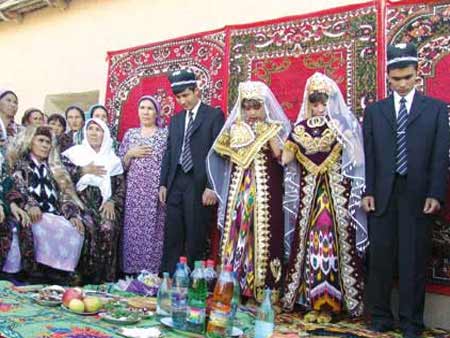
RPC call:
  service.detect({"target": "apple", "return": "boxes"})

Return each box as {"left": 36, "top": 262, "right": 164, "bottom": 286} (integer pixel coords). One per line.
{"left": 62, "top": 287, "right": 84, "bottom": 307}
{"left": 83, "top": 297, "right": 102, "bottom": 313}
{"left": 69, "top": 299, "right": 85, "bottom": 313}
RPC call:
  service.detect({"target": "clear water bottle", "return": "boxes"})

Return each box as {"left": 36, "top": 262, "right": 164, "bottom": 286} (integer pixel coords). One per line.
{"left": 254, "top": 289, "right": 275, "bottom": 338}
{"left": 186, "top": 261, "right": 208, "bottom": 333}
{"left": 204, "top": 259, "right": 217, "bottom": 293}
{"left": 179, "top": 256, "right": 191, "bottom": 276}
{"left": 157, "top": 272, "right": 172, "bottom": 316}
{"left": 171, "top": 263, "right": 189, "bottom": 329}
{"left": 227, "top": 271, "right": 241, "bottom": 336}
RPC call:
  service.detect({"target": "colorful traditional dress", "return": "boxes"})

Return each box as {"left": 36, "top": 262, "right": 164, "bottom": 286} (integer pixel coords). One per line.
{"left": 119, "top": 127, "right": 168, "bottom": 274}
{"left": 7, "top": 154, "right": 84, "bottom": 274}
{"left": 62, "top": 118, "right": 124, "bottom": 283}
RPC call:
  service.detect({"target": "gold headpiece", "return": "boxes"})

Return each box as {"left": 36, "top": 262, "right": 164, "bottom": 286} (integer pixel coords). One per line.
{"left": 307, "top": 73, "right": 333, "bottom": 96}
{"left": 239, "top": 82, "right": 265, "bottom": 101}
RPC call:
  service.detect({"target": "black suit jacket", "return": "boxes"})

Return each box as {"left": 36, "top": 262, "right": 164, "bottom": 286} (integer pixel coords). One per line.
{"left": 160, "top": 102, "right": 225, "bottom": 193}
{"left": 363, "top": 92, "right": 449, "bottom": 215}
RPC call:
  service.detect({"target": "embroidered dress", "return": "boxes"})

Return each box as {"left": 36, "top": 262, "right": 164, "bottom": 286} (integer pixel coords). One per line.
{"left": 208, "top": 81, "right": 291, "bottom": 302}
{"left": 282, "top": 73, "right": 367, "bottom": 316}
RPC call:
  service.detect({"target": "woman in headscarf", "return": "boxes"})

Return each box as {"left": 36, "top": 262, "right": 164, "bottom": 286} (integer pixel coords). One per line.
{"left": 87, "top": 104, "right": 119, "bottom": 150}
{"left": 63, "top": 118, "right": 124, "bottom": 283}
{"left": 21, "top": 108, "right": 45, "bottom": 127}
{"left": 4, "top": 126, "right": 84, "bottom": 283}
{"left": 0, "top": 89, "right": 21, "bottom": 142}
{"left": 281, "top": 72, "right": 367, "bottom": 321}
{"left": 119, "top": 95, "right": 168, "bottom": 275}
{"left": 207, "top": 81, "right": 290, "bottom": 302}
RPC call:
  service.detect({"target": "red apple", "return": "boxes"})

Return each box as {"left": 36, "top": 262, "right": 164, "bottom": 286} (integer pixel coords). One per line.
{"left": 62, "top": 287, "right": 84, "bottom": 307}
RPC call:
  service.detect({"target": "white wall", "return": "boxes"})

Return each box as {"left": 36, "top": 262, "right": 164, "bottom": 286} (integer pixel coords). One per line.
{"left": 0, "top": 0, "right": 363, "bottom": 118}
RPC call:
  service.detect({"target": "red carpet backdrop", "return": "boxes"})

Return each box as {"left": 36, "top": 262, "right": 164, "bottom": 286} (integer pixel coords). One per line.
{"left": 104, "top": 29, "right": 228, "bottom": 140}
{"left": 104, "top": 0, "right": 450, "bottom": 290}
{"left": 387, "top": 0, "right": 450, "bottom": 288}
{"left": 227, "top": 3, "right": 377, "bottom": 121}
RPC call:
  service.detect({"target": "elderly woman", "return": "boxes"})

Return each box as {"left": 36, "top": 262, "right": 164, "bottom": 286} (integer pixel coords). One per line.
{"left": 4, "top": 126, "right": 84, "bottom": 283}
{"left": 119, "top": 95, "right": 167, "bottom": 275}
{"left": 21, "top": 108, "right": 45, "bottom": 127}
{"left": 0, "top": 89, "right": 21, "bottom": 141}
{"left": 63, "top": 118, "right": 124, "bottom": 283}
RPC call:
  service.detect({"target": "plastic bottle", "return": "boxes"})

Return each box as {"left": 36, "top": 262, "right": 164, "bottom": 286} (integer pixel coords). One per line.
{"left": 171, "top": 263, "right": 189, "bottom": 329}
{"left": 186, "top": 261, "right": 208, "bottom": 333}
{"left": 180, "top": 256, "right": 191, "bottom": 276}
{"left": 156, "top": 272, "right": 172, "bottom": 316}
{"left": 204, "top": 259, "right": 217, "bottom": 293}
{"left": 254, "top": 289, "right": 275, "bottom": 338}
{"left": 206, "top": 264, "right": 234, "bottom": 338}
{"left": 227, "top": 271, "right": 241, "bottom": 335}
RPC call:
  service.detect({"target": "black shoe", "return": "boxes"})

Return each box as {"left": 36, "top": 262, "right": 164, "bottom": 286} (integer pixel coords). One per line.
{"left": 402, "top": 328, "right": 423, "bottom": 338}
{"left": 370, "top": 323, "right": 394, "bottom": 333}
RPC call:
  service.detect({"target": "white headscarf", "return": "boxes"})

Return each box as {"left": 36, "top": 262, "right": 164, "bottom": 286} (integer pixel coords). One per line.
{"left": 206, "top": 81, "right": 291, "bottom": 231}
{"left": 284, "top": 72, "right": 368, "bottom": 255}
{"left": 62, "top": 118, "right": 123, "bottom": 204}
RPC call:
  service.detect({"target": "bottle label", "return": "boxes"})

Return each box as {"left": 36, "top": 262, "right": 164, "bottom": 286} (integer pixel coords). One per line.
{"left": 254, "top": 321, "right": 274, "bottom": 338}
{"left": 208, "top": 309, "right": 230, "bottom": 328}
{"left": 187, "top": 306, "right": 206, "bottom": 325}
{"left": 171, "top": 288, "right": 187, "bottom": 310}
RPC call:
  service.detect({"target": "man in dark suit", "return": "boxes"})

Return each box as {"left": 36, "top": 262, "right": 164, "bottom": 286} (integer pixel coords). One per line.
{"left": 159, "top": 69, "right": 225, "bottom": 274}
{"left": 362, "top": 43, "right": 449, "bottom": 338}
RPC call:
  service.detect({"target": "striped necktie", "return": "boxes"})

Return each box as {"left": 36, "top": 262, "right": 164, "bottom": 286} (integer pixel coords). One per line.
{"left": 181, "top": 110, "right": 194, "bottom": 173}
{"left": 396, "top": 97, "right": 408, "bottom": 175}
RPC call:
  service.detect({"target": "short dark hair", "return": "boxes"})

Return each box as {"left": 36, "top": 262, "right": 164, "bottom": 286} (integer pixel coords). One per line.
{"left": 387, "top": 61, "right": 418, "bottom": 73}
{"left": 173, "top": 85, "right": 197, "bottom": 95}
{"left": 308, "top": 91, "right": 329, "bottom": 105}
{"left": 64, "top": 105, "right": 85, "bottom": 122}
{"left": 47, "top": 113, "right": 67, "bottom": 132}
{"left": 21, "top": 108, "right": 44, "bottom": 126}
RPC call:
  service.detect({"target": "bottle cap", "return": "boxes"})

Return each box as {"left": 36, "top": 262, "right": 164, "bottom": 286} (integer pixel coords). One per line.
{"left": 206, "top": 259, "right": 215, "bottom": 267}
{"left": 224, "top": 264, "right": 233, "bottom": 272}
{"left": 194, "top": 261, "right": 202, "bottom": 268}
{"left": 179, "top": 256, "right": 187, "bottom": 264}
{"left": 163, "top": 272, "right": 170, "bottom": 278}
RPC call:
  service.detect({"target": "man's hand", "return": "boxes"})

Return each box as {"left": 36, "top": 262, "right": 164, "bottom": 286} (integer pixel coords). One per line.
{"left": 423, "top": 197, "right": 440, "bottom": 214}
{"left": 202, "top": 188, "right": 217, "bottom": 206}
{"left": 28, "top": 206, "right": 43, "bottom": 224}
{"left": 159, "top": 186, "right": 167, "bottom": 206}
{"left": 362, "top": 196, "right": 376, "bottom": 213}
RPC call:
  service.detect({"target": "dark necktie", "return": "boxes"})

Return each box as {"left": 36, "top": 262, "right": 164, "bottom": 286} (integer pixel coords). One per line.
{"left": 180, "top": 110, "right": 194, "bottom": 173}
{"left": 396, "top": 97, "right": 408, "bottom": 175}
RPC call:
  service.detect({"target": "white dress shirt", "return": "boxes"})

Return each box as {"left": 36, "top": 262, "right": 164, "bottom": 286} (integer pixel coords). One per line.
{"left": 393, "top": 88, "right": 415, "bottom": 118}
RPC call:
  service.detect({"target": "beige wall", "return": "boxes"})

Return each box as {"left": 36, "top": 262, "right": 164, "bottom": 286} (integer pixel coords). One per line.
{"left": 0, "top": 0, "right": 363, "bottom": 119}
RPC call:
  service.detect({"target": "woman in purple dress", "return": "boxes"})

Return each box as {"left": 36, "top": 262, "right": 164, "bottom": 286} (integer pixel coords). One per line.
{"left": 119, "top": 95, "right": 168, "bottom": 275}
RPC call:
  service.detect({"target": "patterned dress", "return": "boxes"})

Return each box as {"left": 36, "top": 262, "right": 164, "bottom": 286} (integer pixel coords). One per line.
{"left": 7, "top": 155, "right": 83, "bottom": 275}
{"left": 119, "top": 127, "right": 167, "bottom": 274}
{"left": 63, "top": 157, "right": 125, "bottom": 283}
{"left": 214, "top": 121, "right": 284, "bottom": 302}
{"left": 283, "top": 116, "right": 363, "bottom": 315}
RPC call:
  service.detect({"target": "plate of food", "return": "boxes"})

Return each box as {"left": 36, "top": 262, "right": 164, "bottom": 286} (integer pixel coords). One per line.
{"left": 61, "top": 304, "right": 101, "bottom": 316}
{"left": 117, "top": 327, "right": 162, "bottom": 338}
{"left": 127, "top": 297, "right": 157, "bottom": 311}
{"left": 99, "top": 311, "right": 141, "bottom": 325}
{"left": 160, "top": 317, "right": 244, "bottom": 337}
{"left": 31, "top": 285, "right": 65, "bottom": 306}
